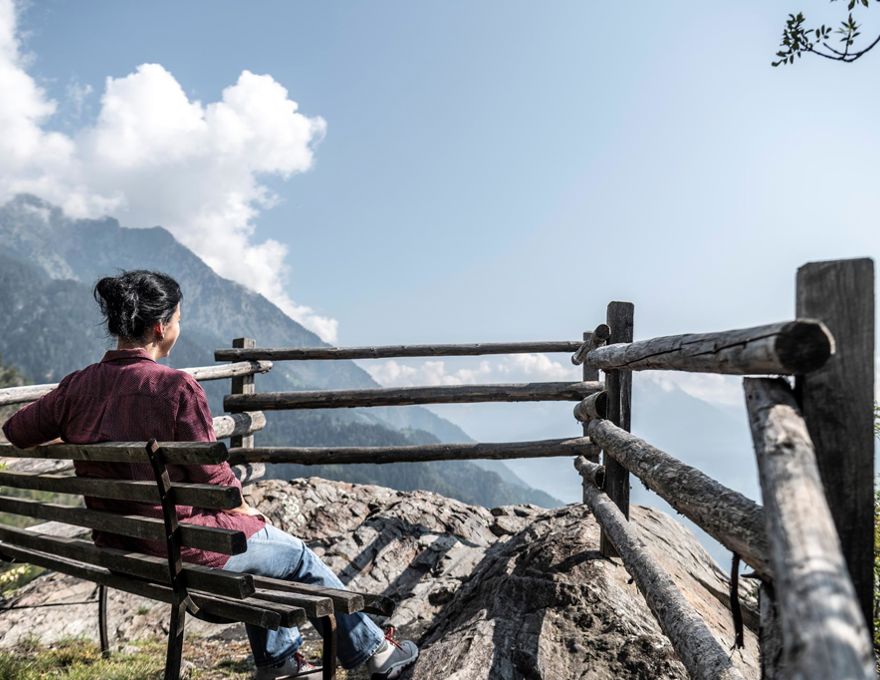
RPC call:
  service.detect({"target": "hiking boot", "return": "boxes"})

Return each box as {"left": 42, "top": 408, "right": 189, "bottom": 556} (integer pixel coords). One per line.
{"left": 254, "top": 651, "right": 321, "bottom": 679}
{"left": 367, "top": 626, "right": 419, "bottom": 680}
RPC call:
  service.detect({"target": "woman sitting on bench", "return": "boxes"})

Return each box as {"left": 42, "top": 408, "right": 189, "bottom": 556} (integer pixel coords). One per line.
{"left": 2, "top": 269, "right": 419, "bottom": 680}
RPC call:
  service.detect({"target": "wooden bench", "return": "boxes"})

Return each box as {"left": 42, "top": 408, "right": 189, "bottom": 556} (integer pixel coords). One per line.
{"left": 0, "top": 439, "right": 394, "bottom": 680}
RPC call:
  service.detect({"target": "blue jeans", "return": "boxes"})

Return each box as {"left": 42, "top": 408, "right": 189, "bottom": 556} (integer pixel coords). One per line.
{"left": 222, "top": 524, "right": 385, "bottom": 669}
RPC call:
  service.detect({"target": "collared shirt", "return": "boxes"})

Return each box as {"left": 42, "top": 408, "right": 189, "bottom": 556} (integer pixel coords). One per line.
{"left": 2, "top": 348, "right": 265, "bottom": 567}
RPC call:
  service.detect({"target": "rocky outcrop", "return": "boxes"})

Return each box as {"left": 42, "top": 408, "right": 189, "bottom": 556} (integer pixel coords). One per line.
{"left": 410, "top": 504, "right": 758, "bottom": 680}
{"left": 0, "top": 477, "right": 760, "bottom": 679}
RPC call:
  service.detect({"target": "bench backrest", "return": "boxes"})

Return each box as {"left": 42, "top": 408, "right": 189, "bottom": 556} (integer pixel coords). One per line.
{"left": 0, "top": 440, "right": 306, "bottom": 629}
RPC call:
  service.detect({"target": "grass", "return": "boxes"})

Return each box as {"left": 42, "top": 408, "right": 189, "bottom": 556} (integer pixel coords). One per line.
{"left": 0, "top": 563, "right": 45, "bottom": 596}
{"left": 0, "top": 636, "right": 347, "bottom": 680}
{"left": 0, "top": 637, "right": 166, "bottom": 680}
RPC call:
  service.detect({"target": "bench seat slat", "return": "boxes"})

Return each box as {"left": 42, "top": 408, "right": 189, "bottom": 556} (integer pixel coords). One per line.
{"left": 0, "top": 496, "right": 247, "bottom": 555}
{"left": 0, "top": 525, "right": 254, "bottom": 599}
{"left": 0, "top": 542, "right": 290, "bottom": 629}
{"left": 0, "top": 442, "right": 229, "bottom": 465}
{"left": 189, "top": 590, "right": 306, "bottom": 628}
{"left": 250, "top": 576, "right": 382, "bottom": 615}
{"left": 0, "top": 470, "right": 242, "bottom": 509}
{"left": 250, "top": 588, "right": 333, "bottom": 618}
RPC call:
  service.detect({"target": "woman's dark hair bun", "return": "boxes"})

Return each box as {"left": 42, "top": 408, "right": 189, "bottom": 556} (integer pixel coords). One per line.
{"left": 93, "top": 270, "right": 182, "bottom": 340}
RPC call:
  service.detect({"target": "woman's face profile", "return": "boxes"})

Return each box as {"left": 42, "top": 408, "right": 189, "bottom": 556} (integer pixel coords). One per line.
{"left": 157, "top": 303, "right": 182, "bottom": 358}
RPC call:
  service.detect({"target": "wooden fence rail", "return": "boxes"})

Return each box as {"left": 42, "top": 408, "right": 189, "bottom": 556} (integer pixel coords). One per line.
{"left": 586, "top": 419, "right": 771, "bottom": 579}
{"left": 0, "top": 361, "right": 272, "bottom": 407}
{"left": 576, "top": 457, "right": 747, "bottom": 680}
{"left": 224, "top": 381, "right": 603, "bottom": 412}
{"left": 580, "top": 319, "right": 833, "bottom": 375}
{"left": 214, "top": 341, "right": 584, "bottom": 362}
{"left": 227, "top": 436, "right": 598, "bottom": 466}
{"left": 744, "top": 378, "right": 874, "bottom": 679}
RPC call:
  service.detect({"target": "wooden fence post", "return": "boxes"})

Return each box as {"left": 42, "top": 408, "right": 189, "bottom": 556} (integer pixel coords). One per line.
{"left": 230, "top": 338, "right": 256, "bottom": 450}
{"left": 758, "top": 582, "right": 783, "bottom": 679}
{"left": 581, "top": 331, "right": 600, "bottom": 461}
{"left": 795, "top": 258, "right": 874, "bottom": 633}
{"left": 600, "top": 301, "right": 634, "bottom": 558}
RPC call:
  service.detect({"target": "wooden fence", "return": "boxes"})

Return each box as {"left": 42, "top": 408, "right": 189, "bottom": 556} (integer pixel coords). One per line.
{"left": 0, "top": 257, "right": 874, "bottom": 679}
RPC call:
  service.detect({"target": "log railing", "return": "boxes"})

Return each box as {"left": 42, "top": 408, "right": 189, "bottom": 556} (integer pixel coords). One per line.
{"left": 0, "top": 360, "right": 272, "bottom": 407}
{"left": 2, "top": 259, "right": 871, "bottom": 679}
{"left": 571, "top": 258, "right": 875, "bottom": 679}
{"left": 209, "top": 261, "right": 873, "bottom": 679}
{"left": 214, "top": 341, "right": 584, "bottom": 362}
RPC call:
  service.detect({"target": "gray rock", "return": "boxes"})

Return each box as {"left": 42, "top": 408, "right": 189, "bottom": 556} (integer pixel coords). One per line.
{"left": 0, "top": 477, "right": 759, "bottom": 679}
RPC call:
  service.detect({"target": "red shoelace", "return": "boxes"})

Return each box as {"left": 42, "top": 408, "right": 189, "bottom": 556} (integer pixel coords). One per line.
{"left": 384, "top": 626, "right": 404, "bottom": 650}
{"left": 294, "top": 651, "right": 318, "bottom": 671}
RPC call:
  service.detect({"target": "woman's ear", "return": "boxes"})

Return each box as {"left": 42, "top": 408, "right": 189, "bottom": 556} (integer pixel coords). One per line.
{"left": 154, "top": 321, "right": 165, "bottom": 340}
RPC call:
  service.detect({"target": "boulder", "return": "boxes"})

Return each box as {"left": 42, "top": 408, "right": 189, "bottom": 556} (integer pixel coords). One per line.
{"left": 0, "top": 477, "right": 759, "bottom": 679}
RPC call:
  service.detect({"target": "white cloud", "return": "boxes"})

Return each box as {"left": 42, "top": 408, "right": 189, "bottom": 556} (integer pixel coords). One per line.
{"left": 642, "top": 370, "right": 744, "bottom": 408}
{"left": 364, "top": 353, "right": 580, "bottom": 387}
{"left": 0, "top": 1, "right": 337, "bottom": 341}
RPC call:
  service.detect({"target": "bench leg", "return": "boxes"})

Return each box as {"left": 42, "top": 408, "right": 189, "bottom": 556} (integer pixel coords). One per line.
{"left": 98, "top": 585, "right": 110, "bottom": 657}
{"left": 320, "top": 614, "right": 337, "bottom": 680}
{"left": 164, "top": 599, "right": 187, "bottom": 680}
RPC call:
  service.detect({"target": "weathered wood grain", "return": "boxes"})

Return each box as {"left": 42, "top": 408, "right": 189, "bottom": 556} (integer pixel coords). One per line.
{"left": 213, "top": 411, "right": 266, "bottom": 439}
{"left": 0, "top": 495, "right": 247, "bottom": 554}
{"left": 580, "top": 331, "right": 602, "bottom": 472}
{"left": 185, "top": 360, "right": 272, "bottom": 381}
{"left": 573, "top": 456, "right": 605, "bottom": 487}
{"left": 250, "top": 588, "right": 334, "bottom": 618}
{"left": 0, "top": 524, "right": 254, "bottom": 599}
{"left": 224, "top": 381, "right": 604, "bottom": 411}
{"left": 573, "top": 391, "right": 608, "bottom": 423}
{"left": 581, "top": 473, "right": 747, "bottom": 680}
{"left": 252, "top": 576, "right": 366, "bottom": 615}
{"left": 744, "top": 377, "right": 874, "bottom": 679}
{"left": 796, "top": 258, "right": 874, "bottom": 631}
{"left": 0, "top": 441, "right": 228, "bottom": 464}
{"left": 571, "top": 324, "right": 611, "bottom": 365}
{"left": 0, "top": 469, "right": 241, "bottom": 509}
{"left": 758, "top": 582, "right": 784, "bottom": 680}
{"left": 0, "top": 542, "right": 295, "bottom": 629}
{"left": 588, "top": 419, "right": 771, "bottom": 579}
{"left": 214, "top": 340, "right": 584, "bottom": 362}
{"left": 0, "top": 361, "right": 273, "bottom": 407}
{"left": 601, "top": 301, "right": 633, "bottom": 558}
{"left": 228, "top": 436, "right": 598, "bottom": 465}
{"left": 230, "top": 338, "right": 257, "bottom": 449}
{"left": 583, "top": 319, "right": 834, "bottom": 375}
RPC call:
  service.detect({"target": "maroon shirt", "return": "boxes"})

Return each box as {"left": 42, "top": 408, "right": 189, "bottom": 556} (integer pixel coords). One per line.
{"left": 1, "top": 348, "right": 264, "bottom": 567}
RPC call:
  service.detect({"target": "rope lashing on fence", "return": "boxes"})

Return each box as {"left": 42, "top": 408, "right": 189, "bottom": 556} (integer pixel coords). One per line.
{"left": 574, "top": 456, "right": 747, "bottom": 680}
{"left": 579, "top": 319, "right": 834, "bottom": 375}
{"left": 585, "top": 418, "right": 772, "bottom": 580}
{"left": 571, "top": 323, "right": 611, "bottom": 365}
{"left": 744, "top": 378, "right": 875, "bottom": 679}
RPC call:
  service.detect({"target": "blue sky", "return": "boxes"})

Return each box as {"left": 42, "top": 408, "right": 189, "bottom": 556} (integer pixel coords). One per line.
{"left": 4, "top": 1, "right": 877, "bottom": 502}
{"left": 3, "top": 0, "right": 875, "bottom": 569}
{"left": 14, "top": 1, "right": 877, "bottom": 348}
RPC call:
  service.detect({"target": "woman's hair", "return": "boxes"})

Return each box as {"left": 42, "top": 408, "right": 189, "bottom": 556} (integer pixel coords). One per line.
{"left": 93, "top": 270, "right": 182, "bottom": 340}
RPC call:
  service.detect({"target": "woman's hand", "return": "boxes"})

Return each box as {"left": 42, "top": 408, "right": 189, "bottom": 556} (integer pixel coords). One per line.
{"left": 227, "top": 499, "right": 267, "bottom": 521}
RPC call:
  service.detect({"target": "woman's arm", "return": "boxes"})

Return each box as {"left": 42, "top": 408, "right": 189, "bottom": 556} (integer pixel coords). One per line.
{"left": 174, "top": 375, "right": 262, "bottom": 517}
{"left": 1, "top": 378, "right": 69, "bottom": 448}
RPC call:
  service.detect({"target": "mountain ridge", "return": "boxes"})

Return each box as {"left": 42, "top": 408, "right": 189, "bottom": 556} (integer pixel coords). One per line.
{"left": 0, "top": 194, "right": 560, "bottom": 508}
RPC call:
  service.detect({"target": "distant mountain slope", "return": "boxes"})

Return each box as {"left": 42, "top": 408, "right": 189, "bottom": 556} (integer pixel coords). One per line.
{"left": 0, "top": 195, "right": 559, "bottom": 507}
